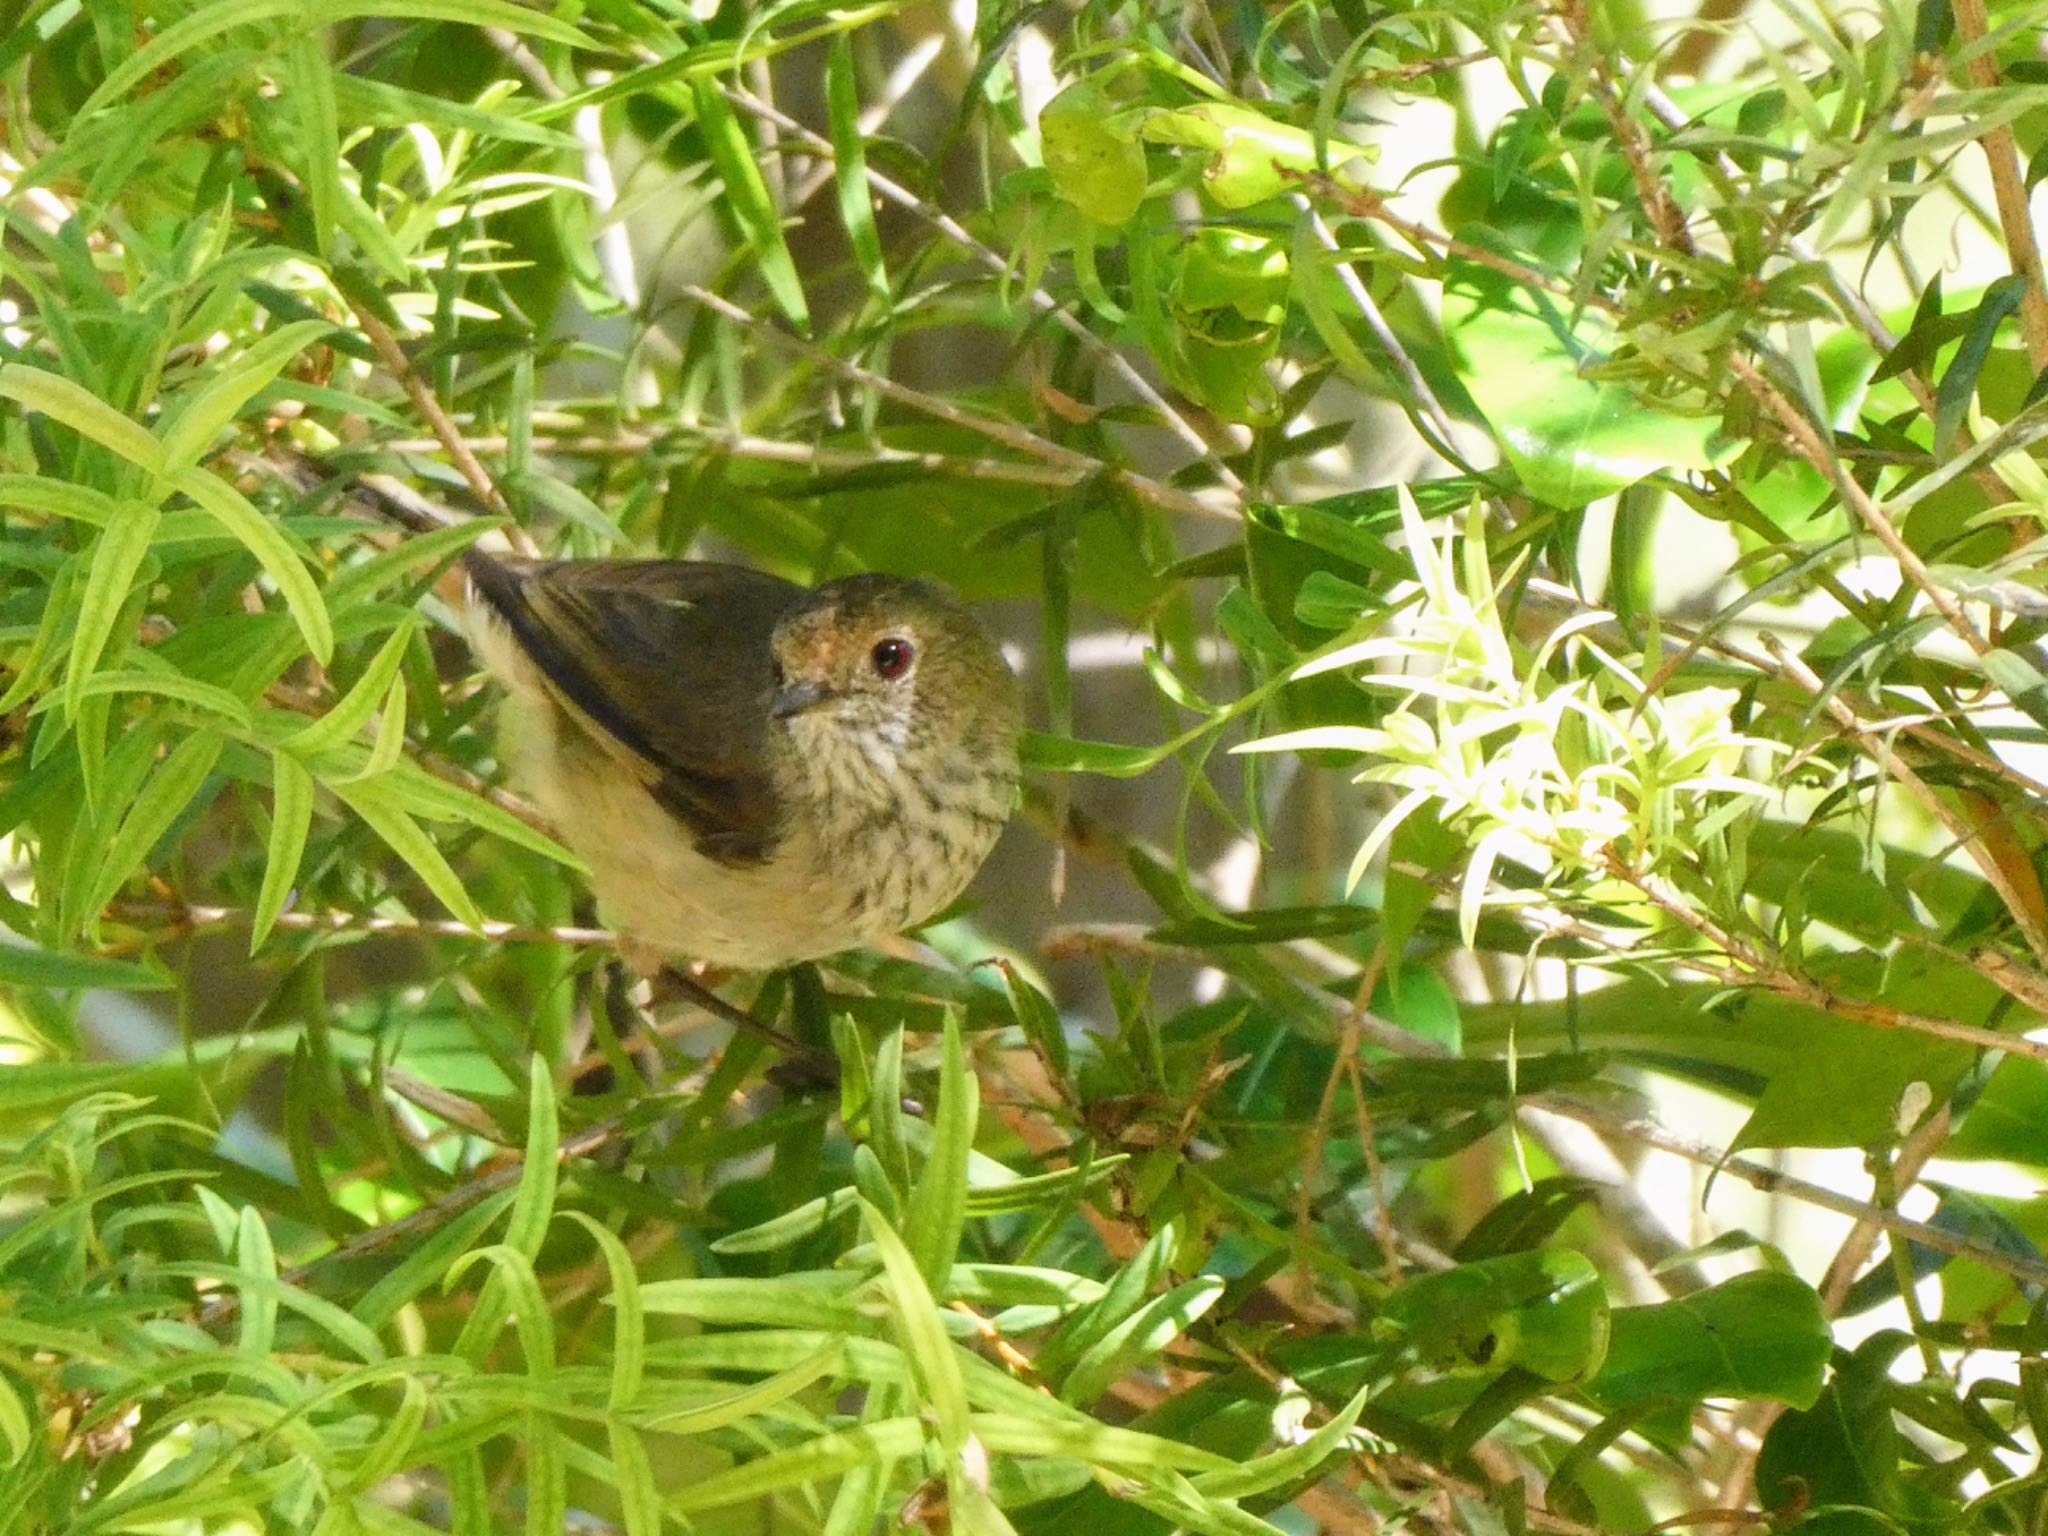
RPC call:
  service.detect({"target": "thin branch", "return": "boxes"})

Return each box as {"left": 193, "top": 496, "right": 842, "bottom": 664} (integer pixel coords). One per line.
{"left": 1558, "top": 0, "right": 1696, "bottom": 257}
{"left": 1726, "top": 351, "right": 2000, "bottom": 648}
{"left": 1949, "top": 0, "right": 2048, "bottom": 370}
{"left": 650, "top": 965, "right": 834, "bottom": 1075}
{"left": 1290, "top": 195, "right": 1477, "bottom": 473}
{"left": 1611, "top": 857, "right": 2048, "bottom": 1063}
{"left": 106, "top": 898, "right": 613, "bottom": 948}
{"left": 347, "top": 300, "right": 535, "bottom": 554}
{"left": 675, "top": 282, "right": 1241, "bottom": 523}
{"left": 718, "top": 81, "right": 1247, "bottom": 494}
{"left": 1759, "top": 633, "right": 2048, "bottom": 965}
{"left": 384, "top": 428, "right": 1126, "bottom": 495}
{"left": 1717, "top": 1108, "right": 1953, "bottom": 1512}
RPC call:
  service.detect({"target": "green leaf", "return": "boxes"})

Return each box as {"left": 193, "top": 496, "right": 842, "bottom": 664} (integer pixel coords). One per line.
{"left": 630, "top": 1346, "right": 842, "bottom": 1433}
{"left": 251, "top": 752, "right": 314, "bottom": 953}
{"left": 234, "top": 1204, "right": 280, "bottom": 1359}
{"left": 0, "top": 474, "right": 120, "bottom": 525}
{"left": 378, "top": 760, "right": 580, "bottom": 868}
{"left": 285, "top": 621, "right": 417, "bottom": 757}
{"left": 1060, "top": 1275, "right": 1228, "bottom": 1406}
{"left": 664, "top": 1418, "right": 929, "bottom": 1517}
{"left": 1038, "top": 1221, "right": 1178, "bottom": 1381}
{"left": 78, "top": 729, "right": 224, "bottom": 928}
{"left": 352, "top": 1190, "right": 518, "bottom": 1332}
{"left": 905, "top": 1012, "right": 977, "bottom": 1289}
{"left": 0, "top": 361, "right": 164, "bottom": 473}
{"left": 1755, "top": 1334, "right": 1919, "bottom": 1529}
{"left": 61, "top": 663, "right": 253, "bottom": 726}
{"left": 1935, "top": 274, "right": 2028, "bottom": 448}
{"left": 171, "top": 465, "right": 333, "bottom": 662}
{"left": 343, "top": 1376, "right": 430, "bottom": 1494}
{"left": 690, "top": 78, "right": 809, "bottom": 329}
{"left": 710, "top": 1185, "right": 858, "bottom": 1255}
{"left": 826, "top": 34, "right": 888, "bottom": 301}
{"left": 864, "top": 1195, "right": 971, "bottom": 1452}
{"left": 506, "top": 1053, "right": 561, "bottom": 1260}
{"left": 285, "top": 37, "right": 341, "bottom": 261}
{"left": 999, "top": 960, "right": 1069, "bottom": 1077}
{"left": 526, "top": 1412, "right": 567, "bottom": 1536}
{"left": 1020, "top": 730, "right": 1168, "bottom": 777}
{"left": 157, "top": 318, "right": 332, "bottom": 469}
{"left": 328, "top": 774, "right": 484, "bottom": 930}
{"left": 64, "top": 501, "right": 160, "bottom": 715}
{"left": 608, "top": 1422, "right": 664, "bottom": 1536}
{"left": 445, "top": 1245, "right": 555, "bottom": 1380}
{"left": 0, "top": 941, "right": 168, "bottom": 991}
{"left": 1441, "top": 256, "right": 1736, "bottom": 507}
{"left": 562, "top": 1211, "right": 643, "bottom": 1411}
{"left": 1727, "top": 964, "right": 1978, "bottom": 1154}
{"left": 0, "top": 1373, "right": 30, "bottom": 1467}
{"left": 637, "top": 1272, "right": 866, "bottom": 1329}
{"left": 1588, "top": 1271, "right": 1830, "bottom": 1410}
{"left": 1190, "top": 1383, "right": 1371, "bottom": 1499}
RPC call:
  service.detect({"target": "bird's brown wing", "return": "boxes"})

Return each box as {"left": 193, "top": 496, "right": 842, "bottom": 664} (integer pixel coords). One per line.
{"left": 465, "top": 554, "right": 806, "bottom": 866}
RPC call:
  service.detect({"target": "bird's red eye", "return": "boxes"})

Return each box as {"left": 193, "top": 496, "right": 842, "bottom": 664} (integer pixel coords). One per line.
{"left": 870, "top": 637, "right": 914, "bottom": 680}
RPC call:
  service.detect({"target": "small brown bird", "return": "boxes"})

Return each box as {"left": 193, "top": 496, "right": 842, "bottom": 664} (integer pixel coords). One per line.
{"left": 460, "top": 550, "right": 1023, "bottom": 971}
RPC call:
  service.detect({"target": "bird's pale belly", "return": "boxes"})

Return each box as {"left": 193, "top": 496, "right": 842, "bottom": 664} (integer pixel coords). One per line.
{"left": 508, "top": 706, "right": 993, "bottom": 969}
{"left": 560, "top": 772, "right": 877, "bottom": 969}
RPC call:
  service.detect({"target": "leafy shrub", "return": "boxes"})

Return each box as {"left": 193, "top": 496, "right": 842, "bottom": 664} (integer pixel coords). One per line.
{"left": 4, "top": 2, "right": 2048, "bottom": 1532}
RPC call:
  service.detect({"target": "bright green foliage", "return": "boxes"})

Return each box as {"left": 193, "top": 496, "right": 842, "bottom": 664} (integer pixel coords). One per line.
{"left": 5, "top": 2, "right": 2048, "bottom": 1533}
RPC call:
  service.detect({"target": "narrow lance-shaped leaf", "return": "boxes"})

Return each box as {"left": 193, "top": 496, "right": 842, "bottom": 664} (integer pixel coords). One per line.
{"left": 863, "top": 1196, "right": 971, "bottom": 1453}
{"left": 287, "top": 621, "right": 417, "bottom": 761}
{"left": 905, "top": 1010, "right": 978, "bottom": 1289}
{"left": 452, "top": 1057, "right": 561, "bottom": 1363}
{"left": 285, "top": 37, "right": 341, "bottom": 262}
{"left": 235, "top": 1205, "right": 280, "bottom": 1360}
{"left": 251, "top": 752, "right": 315, "bottom": 953}
{"left": 826, "top": 33, "right": 888, "bottom": 301}
{"left": 156, "top": 317, "right": 333, "bottom": 468}
{"left": 690, "top": 78, "right": 810, "bottom": 329}
{"left": 77, "top": 729, "right": 224, "bottom": 931}
{"left": 0, "top": 361, "right": 164, "bottom": 472}
{"left": 63, "top": 501, "right": 159, "bottom": 717}
{"left": 328, "top": 774, "right": 483, "bottom": 930}
{"left": 172, "top": 465, "right": 333, "bottom": 662}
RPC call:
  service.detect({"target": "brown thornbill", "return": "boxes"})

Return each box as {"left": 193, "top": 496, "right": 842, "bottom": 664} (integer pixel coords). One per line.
{"left": 460, "top": 548, "right": 1022, "bottom": 971}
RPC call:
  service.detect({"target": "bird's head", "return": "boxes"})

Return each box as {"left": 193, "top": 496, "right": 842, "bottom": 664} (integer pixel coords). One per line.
{"left": 766, "top": 574, "right": 1020, "bottom": 775}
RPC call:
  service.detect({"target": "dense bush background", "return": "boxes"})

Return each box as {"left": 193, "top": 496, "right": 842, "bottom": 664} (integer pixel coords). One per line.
{"left": 6, "top": 0, "right": 2048, "bottom": 1531}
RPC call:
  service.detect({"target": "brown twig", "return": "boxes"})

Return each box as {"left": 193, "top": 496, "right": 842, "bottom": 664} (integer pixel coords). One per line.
{"left": 717, "top": 82, "right": 1247, "bottom": 498}
{"left": 1608, "top": 858, "right": 2048, "bottom": 1063}
{"left": 1758, "top": 633, "right": 2048, "bottom": 964}
{"left": 1949, "top": 0, "right": 2048, "bottom": 370}
{"left": 385, "top": 428, "right": 1141, "bottom": 497}
{"left": 1555, "top": 0, "right": 1696, "bottom": 256}
{"left": 1322, "top": 986, "right": 2048, "bottom": 1287}
{"left": 650, "top": 965, "right": 834, "bottom": 1075}
{"left": 345, "top": 300, "right": 537, "bottom": 556}
{"left": 106, "top": 897, "right": 613, "bottom": 948}
{"left": 1728, "top": 354, "right": 1997, "bottom": 655}
{"left": 674, "top": 282, "right": 1240, "bottom": 524}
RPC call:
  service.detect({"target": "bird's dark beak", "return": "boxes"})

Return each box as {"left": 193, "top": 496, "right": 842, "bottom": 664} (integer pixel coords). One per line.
{"left": 769, "top": 679, "right": 832, "bottom": 719}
